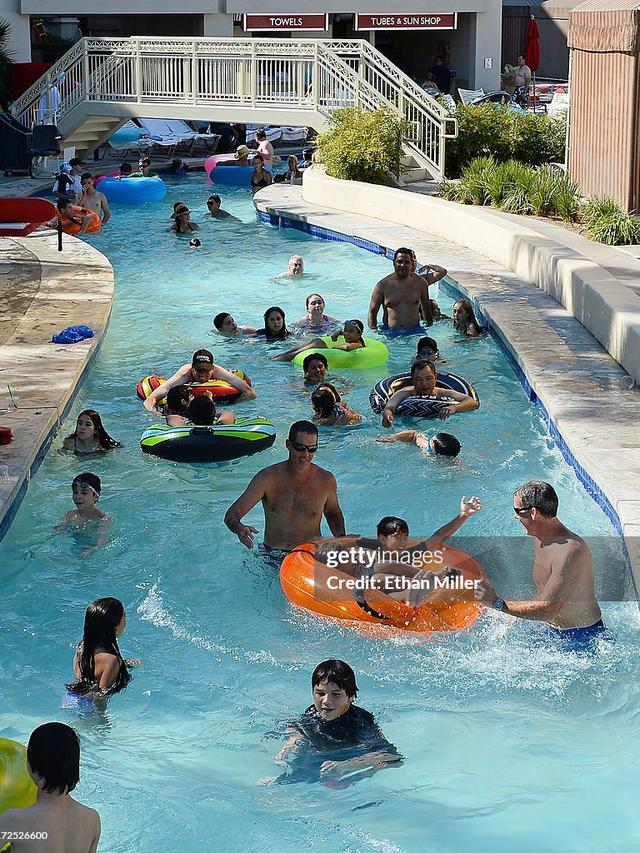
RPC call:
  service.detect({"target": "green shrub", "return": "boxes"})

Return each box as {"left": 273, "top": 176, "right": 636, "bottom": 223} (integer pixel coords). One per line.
{"left": 445, "top": 104, "right": 566, "bottom": 178}
{"left": 529, "top": 166, "right": 560, "bottom": 217}
{"left": 553, "top": 173, "right": 581, "bottom": 222}
{"left": 456, "top": 156, "right": 495, "bottom": 205}
{"left": 486, "top": 160, "right": 529, "bottom": 207}
{"left": 316, "top": 107, "right": 408, "bottom": 184}
{"left": 580, "top": 197, "right": 640, "bottom": 245}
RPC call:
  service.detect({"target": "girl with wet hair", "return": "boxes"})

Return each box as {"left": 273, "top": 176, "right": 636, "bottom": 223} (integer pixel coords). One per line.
{"left": 62, "top": 409, "right": 122, "bottom": 455}
{"left": 67, "top": 597, "right": 141, "bottom": 696}
{"left": 165, "top": 384, "right": 194, "bottom": 427}
{"left": 256, "top": 306, "right": 291, "bottom": 341}
{"left": 272, "top": 318, "right": 365, "bottom": 363}
{"left": 311, "top": 383, "right": 363, "bottom": 427}
{"left": 452, "top": 299, "right": 483, "bottom": 337}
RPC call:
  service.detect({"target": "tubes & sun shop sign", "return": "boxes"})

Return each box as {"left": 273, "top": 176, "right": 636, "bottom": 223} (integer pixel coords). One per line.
{"left": 355, "top": 13, "right": 458, "bottom": 30}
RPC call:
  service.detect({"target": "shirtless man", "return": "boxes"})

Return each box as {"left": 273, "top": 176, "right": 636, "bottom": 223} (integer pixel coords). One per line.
{"left": 368, "top": 247, "right": 433, "bottom": 331}
{"left": 76, "top": 173, "right": 110, "bottom": 225}
{"left": 143, "top": 348, "right": 255, "bottom": 412}
{"left": 0, "top": 722, "right": 101, "bottom": 852}
{"left": 481, "top": 481, "right": 604, "bottom": 643}
{"left": 224, "top": 420, "right": 345, "bottom": 551}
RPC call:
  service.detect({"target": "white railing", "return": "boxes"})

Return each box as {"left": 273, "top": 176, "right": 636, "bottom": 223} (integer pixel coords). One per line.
{"left": 11, "top": 37, "right": 456, "bottom": 177}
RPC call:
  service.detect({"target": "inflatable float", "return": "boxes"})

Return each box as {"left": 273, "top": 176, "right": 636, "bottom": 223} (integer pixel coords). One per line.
{"left": 136, "top": 371, "right": 250, "bottom": 407}
{"left": 59, "top": 205, "right": 101, "bottom": 235}
{"left": 370, "top": 371, "right": 479, "bottom": 418}
{"left": 140, "top": 417, "right": 276, "bottom": 462}
{"left": 292, "top": 337, "right": 388, "bottom": 370}
{"left": 100, "top": 175, "right": 167, "bottom": 204}
{"left": 280, "top": 539, "right": 486, "bottom": 634}
{"left": 0, "top": 738, "right": 37, "bottom": 815}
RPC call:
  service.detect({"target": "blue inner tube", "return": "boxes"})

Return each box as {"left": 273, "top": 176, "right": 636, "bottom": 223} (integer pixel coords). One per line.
{"left": 369, "top": 371, "right": 479, "bottom": 419}
{"left": 140, "top": 417, "right": 276, "bottom": 462}
{"left": 211, "top": 165, "right": 271, "bottom": 186}
{"left": 101, "top": 176, "right": 167, "bottom": 205}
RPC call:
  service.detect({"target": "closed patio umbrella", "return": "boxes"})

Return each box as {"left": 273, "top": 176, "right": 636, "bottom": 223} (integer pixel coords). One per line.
{"left": 524, "top": 15, "right": 541, "bottom": 111}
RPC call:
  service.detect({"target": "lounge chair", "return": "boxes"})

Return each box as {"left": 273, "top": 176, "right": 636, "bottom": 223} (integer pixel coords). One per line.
{"left": 547, "top": 92, "right": 569, "bottom": 118}
{"left": 138, "top": 118, "right": 220, "bottom": 155}
{"left": 457, "top": 88, "right": 485, "bottom": 105}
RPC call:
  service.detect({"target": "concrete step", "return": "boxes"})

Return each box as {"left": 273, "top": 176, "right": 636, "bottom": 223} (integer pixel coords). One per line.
{"left": 400, "top": 167, "right": 429, "bottom": 183}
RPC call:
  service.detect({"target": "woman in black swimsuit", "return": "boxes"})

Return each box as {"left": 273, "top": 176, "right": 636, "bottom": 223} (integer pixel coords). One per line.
{"left": 250, "top": 154, "right": 272, "bottom": 195}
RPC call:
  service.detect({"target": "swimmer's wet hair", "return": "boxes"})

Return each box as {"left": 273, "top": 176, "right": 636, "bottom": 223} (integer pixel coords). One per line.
{"left": 302, "top": 352, "right": 328, "bottom": 372}
{"left": 188, "top": 395, "right": 217, "bottom": 426}
{"left": 72, "top": 472, "right": 101, "bottom": 495}
{"left": 393, "top": 247, "right": 413, "bottom": 261}
{"left": 410, "top": 358, "right": 436, "bottom": 378}
{"left": 431, "top": 433, "right": 461, "bottom": 457}
{"left": 213, "top": 312, "right": 231, "bottom": 331}
{"left": 417, "top": 336, "right": 439, "bottom": 355}
{"left": 166, "top": 384, "right": 193, "bottom": 416}
{"left": 312, "top": 659, "right": 358, "bottom": 698}
{"left": 288, "top": 420, "right": 318, "bottom": 442}
{"left": 28, "top": 723, "right": 80, "bottom": 795}
{"left": 377, "top": 516, "right": 409, "bottom": 537}
{"left": 207, "top": 194, "right": 221, "bottom": 205}
{"left": 311, "top": 383, "right": 340, "bottom": 417}
{"left": 514, "top": 481, "right": 559, "bottom": 517}
{"left": 120, "top": 162, "right": 132, "bottom": 173}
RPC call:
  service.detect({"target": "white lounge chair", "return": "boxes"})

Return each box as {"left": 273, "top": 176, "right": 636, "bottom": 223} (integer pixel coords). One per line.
{"left": 457, "top": 88, "right": 485, "bottom": 105}
{"left": 137, "top": 118, "right": 219, "bottom": 156}
{"left": 547, "top": 92, "right": 569, "bottom": 118}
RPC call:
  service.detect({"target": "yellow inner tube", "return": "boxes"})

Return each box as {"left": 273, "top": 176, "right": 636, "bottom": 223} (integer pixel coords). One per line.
{"left": 0, "top": 738, "right": 37, "bottom": 815}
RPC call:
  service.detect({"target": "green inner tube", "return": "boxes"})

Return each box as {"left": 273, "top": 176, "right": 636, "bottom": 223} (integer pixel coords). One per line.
{"left": 292, "top": 336, "right": 388, "bottom": 369}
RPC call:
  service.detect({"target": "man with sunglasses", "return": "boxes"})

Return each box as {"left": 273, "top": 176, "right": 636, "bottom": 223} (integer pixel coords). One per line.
{"left": 224, "top": 420, "right": 345, "bottom": 552}
{"left": 481, "top": 481, "right": 604, "bottom": 647}
{"left": 205, "top": 194, "right": 238, "bottom": 221}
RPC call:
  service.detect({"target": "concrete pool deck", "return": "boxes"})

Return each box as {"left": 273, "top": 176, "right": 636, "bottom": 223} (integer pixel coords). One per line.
{"left": 254, "top": 181, "right": 640, "bottom": 584}
{"left": 0, "top": 232, "right": 114, "bottom": 538}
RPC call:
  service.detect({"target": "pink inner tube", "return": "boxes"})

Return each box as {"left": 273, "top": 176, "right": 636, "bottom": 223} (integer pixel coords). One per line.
{"left": 94, "top": 172, "right": 119, "bottom": 187}
{"left": 204, "top": 154, "right": 237, "bottom": 176}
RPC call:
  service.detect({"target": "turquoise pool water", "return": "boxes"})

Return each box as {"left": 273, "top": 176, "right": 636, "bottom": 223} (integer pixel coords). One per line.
{"left": 1, "top": 176, "right": 638, "bottom": 852}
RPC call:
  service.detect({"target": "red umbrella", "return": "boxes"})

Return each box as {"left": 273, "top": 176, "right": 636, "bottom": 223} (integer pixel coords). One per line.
{"left": 524, "top": 16, "right": 540, "bottom": 72}
{"left": 523, "top": 16, "right": 540, "bottom": 110}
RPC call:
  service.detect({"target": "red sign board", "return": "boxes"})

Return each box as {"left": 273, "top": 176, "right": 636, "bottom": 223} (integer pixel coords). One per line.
{"left": 243, "top": 14, "right": 329, "bottom": 31}
{"left": 355, "top": 13, "right": 457, "bottom": 30}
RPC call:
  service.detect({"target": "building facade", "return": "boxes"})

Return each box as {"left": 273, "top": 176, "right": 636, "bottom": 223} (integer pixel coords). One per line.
{"left": 3, "top": 0, "right": 502, "bottom": 93}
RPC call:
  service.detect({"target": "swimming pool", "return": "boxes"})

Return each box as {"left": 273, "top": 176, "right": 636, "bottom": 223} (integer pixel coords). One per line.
{"left": 1, "top": 175, "right": 638, "bottom": 852}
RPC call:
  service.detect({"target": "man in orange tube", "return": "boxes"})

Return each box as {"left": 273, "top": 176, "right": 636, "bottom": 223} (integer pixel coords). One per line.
{"left": 224, "top": 420, "right": 345, "bottom": 554}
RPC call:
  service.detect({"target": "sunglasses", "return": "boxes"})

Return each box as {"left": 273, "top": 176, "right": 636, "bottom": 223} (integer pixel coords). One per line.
{"left": 290, "top": 440, "right": 318, "bottom": 454}
{"left": 513, "top": 506, "right": 533, "bottom": 516}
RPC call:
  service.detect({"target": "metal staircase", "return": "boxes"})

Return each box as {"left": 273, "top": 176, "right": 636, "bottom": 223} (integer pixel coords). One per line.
{"left": 11, "top": 37, "right": 457, "bottom": 179}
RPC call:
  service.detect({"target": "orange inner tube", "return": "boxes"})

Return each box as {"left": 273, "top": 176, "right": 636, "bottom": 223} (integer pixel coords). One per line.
{"left": 280, "top": 539, "right": 486, "bottom": 634}
{"left": 60, "top": 205, "right": 101, "bottom": 235}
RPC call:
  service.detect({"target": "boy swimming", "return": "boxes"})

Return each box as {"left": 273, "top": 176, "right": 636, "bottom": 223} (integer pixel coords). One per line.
{"left": 274, "top": 659, "right": 401, "bottom": 786}
{"left": 53, "top": 473, "right": 110, "bottom": 557}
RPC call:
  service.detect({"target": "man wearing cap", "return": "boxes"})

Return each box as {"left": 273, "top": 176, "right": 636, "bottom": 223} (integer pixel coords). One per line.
{"left": 368, "top": 247, "right": 433, "bottom": 332}
{"left": 52, "top": 157, "right": 84, "bottom": 201}
{"left": 143, "top": 348, "right": 256, "bottom": 412}
{"left": 224, "top": 419, "right": 345, "bottom": 552}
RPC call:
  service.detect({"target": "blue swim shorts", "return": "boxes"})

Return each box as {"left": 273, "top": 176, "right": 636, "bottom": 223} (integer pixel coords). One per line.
{"left": 546, "top": 619, "right": 606, "bottom": 651}
{"left": 378, "top": 324, "right": 424, "bottom": 338}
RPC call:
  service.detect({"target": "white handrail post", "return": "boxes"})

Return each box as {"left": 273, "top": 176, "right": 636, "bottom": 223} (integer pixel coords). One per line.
{"left": 82, "top": 39, "right": 90, "bottom": 103}
{"left": 135, "top": 39, "right": 142, "bottom": 103}
{"left": 250, "top": 40, "right": 256, "bottom": 108}
{"left": 191, "top": 41, "right": 198, "bottom": 104}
